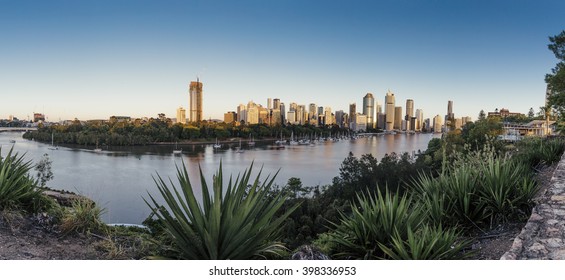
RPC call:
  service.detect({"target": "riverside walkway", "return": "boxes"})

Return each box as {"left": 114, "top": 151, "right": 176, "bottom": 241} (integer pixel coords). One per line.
{"left": 502, "top": 153, "right": 565, "bottom": 259}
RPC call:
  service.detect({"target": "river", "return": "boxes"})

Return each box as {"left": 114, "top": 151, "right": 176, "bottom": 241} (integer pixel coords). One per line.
{"left": 0, "top": 131, "right": 438, "bottom": 224}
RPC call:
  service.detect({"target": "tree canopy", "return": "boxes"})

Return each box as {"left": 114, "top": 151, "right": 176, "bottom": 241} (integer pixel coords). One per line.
{"left": 546, "top": 30, "right": 565, "bottom": 117}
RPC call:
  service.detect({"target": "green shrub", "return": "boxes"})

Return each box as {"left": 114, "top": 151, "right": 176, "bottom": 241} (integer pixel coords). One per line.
{"left": 477, "top": 158, "right": 538, "bottom": 224}
{"left": 410, "top": 165, "right": 486, "bottom": 228}
{"left": 513, "top": 137, "right": 565, "bottom": 168}
{"left": 0, "top": 147, "right": 45, "bottom": 212}
{"left": 328, "top": 189, "right": 425, "bottom": 259}
{"left": 145, "top": 161, "right": 300, "bottom": 260}
{"left": 60, "top": 198, "right": 107, "bottom": 234}
{"left": 379, "top": 225, "right": 473, "bottom": 260}
{"left": 411, "top": 144, "right": 540, "bottom": 230}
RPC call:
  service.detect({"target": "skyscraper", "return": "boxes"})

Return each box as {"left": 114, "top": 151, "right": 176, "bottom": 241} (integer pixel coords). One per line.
{"left": 237, "top": 104, "right": 246, "bottom": 123}
{"left": 349, "top": 103, "right": 356, "bottom": 128}
{"left": 324, "top": 107, "right": 333, "bottom": 125}
{"left": 189, "top": 79, "right": 203, "bottom": 122}
{"left": 247, "top": 101, "right": 259, "bottom": 124}
{"left": 363, "top": 93, "right": 375, "bottom": 129}
{"left": 385, "top": 90, "right": 395, "bottom": 131}
{"left": 394, "top": 106, "right": 403, "bottom": 130}
{"left": 405, "top": 99, "right": 414, "bottom": 131}
{"left": 447, "top": 100, "right": 454, "bottom": 120}
{"left": 309, "top": 103, "right": 317, "bottom": 124}
{"left": 267, "top": 98, "right": 273, "bottom": 110}
{"left": 415, "top": 109, "right": 424, "bottom": 131}
{"left": 433, "top": 115, "right": 443, "bottom": 133}
{"left": 349, "top": 103, "right": 356, "bottom": 120}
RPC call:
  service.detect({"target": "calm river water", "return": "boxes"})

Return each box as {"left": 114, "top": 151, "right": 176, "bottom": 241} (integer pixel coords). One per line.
{"left": 0, "top": 131, "right": 438, "bottom": 224}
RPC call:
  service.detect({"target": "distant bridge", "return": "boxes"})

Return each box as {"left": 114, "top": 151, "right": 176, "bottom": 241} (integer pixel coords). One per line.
{"left": 0, "top": 127, "right": 37, "bottom": 132}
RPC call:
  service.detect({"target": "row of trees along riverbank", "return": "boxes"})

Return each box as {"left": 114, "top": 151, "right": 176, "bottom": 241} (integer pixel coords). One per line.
{"left": 22, "top": 118, "right": 358, "bottom": 146}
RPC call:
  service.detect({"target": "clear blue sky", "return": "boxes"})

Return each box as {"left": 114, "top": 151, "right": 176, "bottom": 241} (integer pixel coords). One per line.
{"left": 1, "top": 0, "right": 564, "bottom": 122}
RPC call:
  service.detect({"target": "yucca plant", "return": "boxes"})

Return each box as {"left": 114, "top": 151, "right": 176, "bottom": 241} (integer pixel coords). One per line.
{"left": 477, "top": 158, "right": 538, "bottom": 224}
{"left": 539, "top": 138, "right": 565, "bottom": 165}
{"left": 409, "top": 172, "right": 453, "bottom": 227}
{"left": 379, "top": 225, "right": 473, "bottom": 260}
{"left": 328, "top": 189, "right": 425, "bottom": 259}
{"left": 410, "top": 165, "right": 486, "bottom": 229}
{"left": 145, "top": 161, "right": 300, "bottom": 260}
{"left": 513, "top": 137, "right": 565, "bottom": 168}
{"left": 0, "top": 147, "right": 44, "bottom": 211}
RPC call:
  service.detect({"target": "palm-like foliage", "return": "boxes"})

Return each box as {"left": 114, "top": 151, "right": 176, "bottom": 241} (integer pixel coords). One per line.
{"left": 410, "top": 165, "right": 486, "bottom": 228}
{"left": 478, "top": 158, "right": 538, "bottom": 224}
{"left": 514, "top": 137, "right": 565, "bottom": 168}
{"left": 0, "top": 147, "right": 44, "bottom": 211}
{"left": 145, "top": 161, "right": 300, "bottom": 259}
{"left": 379, "top": 225, "right": 473, "bottom": 260}
{"left": 329, "top": 189, "right": 425, "bottom": 259}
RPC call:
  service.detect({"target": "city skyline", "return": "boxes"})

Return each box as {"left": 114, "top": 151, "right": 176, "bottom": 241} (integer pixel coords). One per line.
{"left": 1, "top": 1, "right": 564, "bottom": 121}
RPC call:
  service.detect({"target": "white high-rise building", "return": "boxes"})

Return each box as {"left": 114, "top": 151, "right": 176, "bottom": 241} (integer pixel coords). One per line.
{"left": 237, "top": 104, "right": 247, "bottom": 123}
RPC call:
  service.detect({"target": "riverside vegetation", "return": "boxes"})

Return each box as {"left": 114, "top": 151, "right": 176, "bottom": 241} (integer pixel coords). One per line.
{"left": 21, "top": 117, "right": 354, "bottom": 146}
{"left": 1, "top": 116, "right": 565, "bottom": 259}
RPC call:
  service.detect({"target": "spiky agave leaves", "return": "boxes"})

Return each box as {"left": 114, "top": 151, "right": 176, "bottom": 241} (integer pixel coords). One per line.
{"left": 378, "top": 225, "right": 473, "bottom": 260}
{"left": 328, "top": 189, "right": 425, "bottom": 260}
{"left": 145, "top": 161, "right": 300, "bottom": 259}
{"left": 0, "top": 146, "right": 44, "bottom": 211}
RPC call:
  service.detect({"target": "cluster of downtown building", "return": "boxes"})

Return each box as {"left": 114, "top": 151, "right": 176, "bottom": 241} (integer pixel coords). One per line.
{"left": 3, "top": 79, "right": 471, "bottom": 133}
{"left": 216, "top": 90, "right": 472, "bottom": 133}
{"left": 169, "top": 80, "right": 473, "bottom": 133}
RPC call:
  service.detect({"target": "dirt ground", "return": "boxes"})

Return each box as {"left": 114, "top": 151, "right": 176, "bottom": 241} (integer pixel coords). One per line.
{"left": 0, "top": 164, "right": 557, "bottom": 260}
{"left": 0, "top": 212, "right": 105, "bottom": 260}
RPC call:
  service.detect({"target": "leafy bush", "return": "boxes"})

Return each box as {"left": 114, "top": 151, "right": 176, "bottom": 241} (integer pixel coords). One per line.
{"left": 328, "top": 190, "right": 425, "bottom": 259}
{"left": 145, "top": 162, "right": 300, "bottom": 260}
{"left": 0, "top": 147, "right": 45, "bottom": 212}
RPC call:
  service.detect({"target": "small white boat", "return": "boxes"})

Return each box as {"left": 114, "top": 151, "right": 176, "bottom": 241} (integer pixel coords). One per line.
{"left": 213, "top": 138, "right": 221, "bottom": 149}
{"left": 236, "top": 139, "right": 244, "bottom": 153}
{"left": 173, "top": 142, "right": 182, "bottom": 155}
{"left": 94, "top": 139, "right": 102, "bottom": 152}
{"left": 48, "top": 132, "right": 58, "bottom": 150}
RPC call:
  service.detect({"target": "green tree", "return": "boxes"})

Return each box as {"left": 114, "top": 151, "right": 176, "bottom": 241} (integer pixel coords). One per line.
{"left": 35, "top": 153, "right": 53, "bottom": 187}
{"left": 528, "top": 107, "right": 535, "bottom": 119}
{"left": 478, "top": 110, "right": 486, "bottom": 120}
{"left": 546, "top": 30, "right": 565, "bottom": 116}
